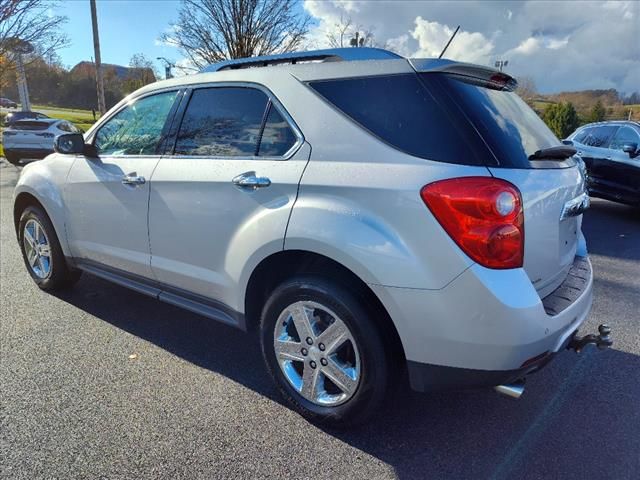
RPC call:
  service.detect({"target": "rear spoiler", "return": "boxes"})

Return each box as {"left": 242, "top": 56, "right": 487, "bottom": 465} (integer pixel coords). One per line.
{"left": 409, "top": 59, "right": 518, "bottom": 91}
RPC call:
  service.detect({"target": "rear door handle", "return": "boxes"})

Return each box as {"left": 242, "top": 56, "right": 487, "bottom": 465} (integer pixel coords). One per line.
{"left": 121, "top": 174, "right": 146, "bottom": 186}
{"left": 232, "top": 171, "right": 271, "bottom": 190}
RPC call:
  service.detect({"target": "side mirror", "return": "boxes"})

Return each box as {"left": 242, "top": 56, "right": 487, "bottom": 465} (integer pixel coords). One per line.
{"left": 622, "top": 143, "right": 639, "bottom": 158}
{"left": 54, "top": 133, "right": 98, "bottom": 157}
{"left": 562, "top": 139, "right": 574, "bottom": 146}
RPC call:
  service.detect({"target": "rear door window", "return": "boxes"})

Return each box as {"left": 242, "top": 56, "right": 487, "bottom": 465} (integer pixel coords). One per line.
{"left": 175, "top": 87, "right": 267, "bottom": 157}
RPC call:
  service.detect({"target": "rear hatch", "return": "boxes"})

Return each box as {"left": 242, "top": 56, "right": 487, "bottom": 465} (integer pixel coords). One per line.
{"left": 5, "top": 120, "right": 54, "bottom": 148}
{"left": 411, "top": 60, "right": 586, "bottom": 297}
{"left": 308, "top": 60, "right": 587, "bottom": 297}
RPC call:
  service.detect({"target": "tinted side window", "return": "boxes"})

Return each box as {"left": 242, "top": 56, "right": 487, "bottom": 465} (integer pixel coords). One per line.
{"left": 583, "top": 125, "right": 618, "bottom": 148}
{"left": 609, "top": 126, "right": 640, "bottom": 150}
{"left": 94, "top": 91, "right": 177, "bottom": 155}
{"left": 309, "top": 74, "right": 486, "bottom": 165}
{"left": 258, "top": 104, "right": 297, "bottom": 156}
{"left": 175, "top": 87, "right": 268, "bottom": 156}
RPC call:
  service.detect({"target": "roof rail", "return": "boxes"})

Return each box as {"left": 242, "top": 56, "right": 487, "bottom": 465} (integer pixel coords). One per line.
{"left": 201, "top": 47, "right": 402, "bottom": 73}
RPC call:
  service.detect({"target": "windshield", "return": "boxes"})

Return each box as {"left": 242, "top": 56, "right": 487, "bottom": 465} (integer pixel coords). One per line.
{"left": 433, "top": 74, "right": 562, "bottom": 168}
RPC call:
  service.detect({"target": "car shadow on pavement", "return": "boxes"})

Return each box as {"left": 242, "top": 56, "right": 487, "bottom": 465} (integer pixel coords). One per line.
{"left": 583, "top": 199, "right": 640, "bottom": 261}
{"left": 55, "top": 273, "right": 640, "bottom": 480}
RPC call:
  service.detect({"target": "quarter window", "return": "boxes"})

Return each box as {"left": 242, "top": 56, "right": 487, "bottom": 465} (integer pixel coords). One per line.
{"left": 258, "top": 104, "right": 298, "bottom": 156}
{"left": 609, "top": 126, "right": 640, "bottom": 151}
{"left": 94, "top": 91, "right": 178, "bottom": 155}
{"left": 309, "top": 74, "right": 489, "bottom": 165}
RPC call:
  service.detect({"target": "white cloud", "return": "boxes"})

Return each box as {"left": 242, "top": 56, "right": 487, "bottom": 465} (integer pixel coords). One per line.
{"left": 302, "top": 0, "right": 640, "bottom": 94}
{"left": 411, "top": 17, "right": 494, "bottom": 64}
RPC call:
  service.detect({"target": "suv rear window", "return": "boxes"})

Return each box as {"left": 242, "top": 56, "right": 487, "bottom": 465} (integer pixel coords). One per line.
{"left": 309, "top": 73, "right": 565, "bottom": 168}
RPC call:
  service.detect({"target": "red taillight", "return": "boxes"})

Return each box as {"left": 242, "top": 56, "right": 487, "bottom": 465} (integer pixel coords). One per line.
{"left": 420, "top": 177, "right": 524, "bottom": 269}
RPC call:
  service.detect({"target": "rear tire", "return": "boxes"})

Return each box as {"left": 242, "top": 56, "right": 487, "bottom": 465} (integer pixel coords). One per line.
{"left": 260, "top": 275, "right": 390, "bottom": 427}
{"left": 18, "top": 206, "right": 81, "bottom": 291}
{"left": 5, "top": 152, "right": 20, "bottom": 166}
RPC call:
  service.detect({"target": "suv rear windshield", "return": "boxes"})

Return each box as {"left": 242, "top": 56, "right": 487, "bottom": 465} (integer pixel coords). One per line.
{"left": 309, "top": 73, "right": 562, "bottom": 168}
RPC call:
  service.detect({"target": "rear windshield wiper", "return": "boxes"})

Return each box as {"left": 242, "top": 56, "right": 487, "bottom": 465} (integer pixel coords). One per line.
{"left": 528, "top": 145, "right": 577, "bottom": 161}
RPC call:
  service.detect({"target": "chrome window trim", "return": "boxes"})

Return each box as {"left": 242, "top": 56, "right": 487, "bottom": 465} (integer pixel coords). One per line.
{"left": 168, "top": 81, "right": 304, "bottom": 161}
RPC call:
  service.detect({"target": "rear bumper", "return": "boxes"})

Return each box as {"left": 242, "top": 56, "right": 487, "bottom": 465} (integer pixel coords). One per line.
{"left": 370, "top": 255, "right": 593, "bottom": 392}
{"left": 3, "top": 148, "right": 53, "bottom": 160}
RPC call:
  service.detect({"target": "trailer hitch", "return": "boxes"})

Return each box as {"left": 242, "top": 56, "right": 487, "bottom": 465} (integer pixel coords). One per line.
{"left": 567, "top": 324, "right": 612, "bottom": 353}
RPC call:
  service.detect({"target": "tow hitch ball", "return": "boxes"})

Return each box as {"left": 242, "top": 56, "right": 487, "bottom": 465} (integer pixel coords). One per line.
{"left": 567, "top": 324, "right": 613, "bottom": 353}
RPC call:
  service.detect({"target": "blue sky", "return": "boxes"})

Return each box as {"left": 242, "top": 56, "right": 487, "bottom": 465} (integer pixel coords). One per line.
{"left": 55, "top": 0, "right": 183, "bottom": 73}
{"left": 52, "top": 1, "right": 638, "bottom": 93}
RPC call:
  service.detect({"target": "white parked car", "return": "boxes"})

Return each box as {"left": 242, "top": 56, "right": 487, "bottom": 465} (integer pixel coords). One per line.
{"left": 2, "top": 118, "right": 80, "bottom": 165}
{"left": 12, "top": 48, "right": 612, "bottom": 426}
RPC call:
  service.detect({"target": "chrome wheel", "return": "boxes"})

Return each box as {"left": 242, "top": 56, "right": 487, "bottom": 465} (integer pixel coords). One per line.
{"left": 23, "top": 219, "right": 52, "bottom": 279}
{"left": 273, "top": 301, "right": 361, "bottom": 406}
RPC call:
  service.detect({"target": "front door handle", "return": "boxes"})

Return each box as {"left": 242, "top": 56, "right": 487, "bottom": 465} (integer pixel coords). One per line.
{"left": 121, "top": 173, "right": 146, "bottom": 186}
{"left": 232, "top": 171, "right": 271, "bottom": 190}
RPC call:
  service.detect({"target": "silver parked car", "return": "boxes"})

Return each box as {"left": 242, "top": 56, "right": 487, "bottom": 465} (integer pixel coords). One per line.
{"left": 13, "top": 48, "right": 611, "bottom": 426}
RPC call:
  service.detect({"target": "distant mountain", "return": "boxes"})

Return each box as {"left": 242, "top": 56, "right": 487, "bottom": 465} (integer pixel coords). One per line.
{"left": 530, "top": 89, "right": 638, "bottom": 122}
{"left": 70, "top": 61, "right": 156, "bottom": 82}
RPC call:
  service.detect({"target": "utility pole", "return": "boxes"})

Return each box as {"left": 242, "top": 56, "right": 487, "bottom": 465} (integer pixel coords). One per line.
{"left": 90, "top": 0, "right": 106, "bottom": 114}
{"left": 3, "top": 38, "right": 33, "bottom": 110}
{"left": 15, "top": 54, "right": 31, "bottom": 111}
{"left": 156, "top": 57, "right": 175, "bottom": 79}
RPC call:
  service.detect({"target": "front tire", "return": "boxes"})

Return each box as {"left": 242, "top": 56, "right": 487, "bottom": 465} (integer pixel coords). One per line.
{"left": 18, "top": 206, "right": 81, "bottom": 291}
{"left": 260, "top": 275, "right": 390, "bottom": 427}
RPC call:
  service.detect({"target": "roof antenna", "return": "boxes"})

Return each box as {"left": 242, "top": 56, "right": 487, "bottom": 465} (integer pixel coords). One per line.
{"left": 439, "top": 25, "right": 460, "bottom": 59}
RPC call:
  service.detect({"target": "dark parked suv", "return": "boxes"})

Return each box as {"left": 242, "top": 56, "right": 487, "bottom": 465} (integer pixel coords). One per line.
{"left": 568, "top": 121, "right": 640, "bottom": 206}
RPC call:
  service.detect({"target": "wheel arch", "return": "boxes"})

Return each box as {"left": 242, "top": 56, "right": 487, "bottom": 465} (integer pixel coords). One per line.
{"left": 13, "top": 191, "right": 70, "bottom": 257}
{"left": 244, "top": 249, "right": 407, "bottom": 367}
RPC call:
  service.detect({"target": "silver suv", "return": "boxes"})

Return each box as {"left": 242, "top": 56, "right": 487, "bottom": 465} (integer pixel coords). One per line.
{"left": 13, "top": 48, "right": 610, "bottom": 426}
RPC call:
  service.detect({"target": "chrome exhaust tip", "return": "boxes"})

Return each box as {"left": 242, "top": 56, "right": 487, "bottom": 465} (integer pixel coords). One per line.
{"left": 494, "top": 382, "right": 525, "bottom": 399}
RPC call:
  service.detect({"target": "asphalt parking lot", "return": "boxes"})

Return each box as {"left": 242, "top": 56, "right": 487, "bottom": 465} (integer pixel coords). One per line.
{"left": 1, "top": 158, "right": 639, "bottom": 479}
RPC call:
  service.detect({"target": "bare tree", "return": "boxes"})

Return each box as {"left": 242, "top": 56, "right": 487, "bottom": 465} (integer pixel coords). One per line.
{"left": 326, "top": 14, "right": 353, "bottom": 48}
{"left": 0, "top": 0, "right": 68, "bottom": 58}
{"left": 0, "top": 0, "right": 68, "bottom": 90}
{"left": 516, "top": 76, "right": 538, "bottom": 105}
{"left": 129, "top": 53, "right": 158, "bottom": 84}
{"left": 161, "top": 0, "right": 310, "bottom": 69}
{"left": 326, "top": 14, "right": 377, "bottom": 49}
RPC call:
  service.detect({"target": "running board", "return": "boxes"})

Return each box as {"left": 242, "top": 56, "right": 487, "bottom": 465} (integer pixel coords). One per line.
{"left": 75, "top": 261, "right": 245, "bottom": 330}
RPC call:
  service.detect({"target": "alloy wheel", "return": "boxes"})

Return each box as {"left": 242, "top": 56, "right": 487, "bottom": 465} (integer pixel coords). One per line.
{"left": 273, "top": 300, "right": 361, "bottom": 406}
{"left": 23, "top": 219, "right": 52, "bottom": 279}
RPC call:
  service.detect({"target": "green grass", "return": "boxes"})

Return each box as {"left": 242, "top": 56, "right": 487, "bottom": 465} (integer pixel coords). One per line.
{"left": 31, "top": 104, "right": 98, "bottom": 130}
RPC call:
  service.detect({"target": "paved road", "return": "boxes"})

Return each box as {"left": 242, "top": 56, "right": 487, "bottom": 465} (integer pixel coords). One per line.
{"left": 1, "top": 159, "right": 639, "bottom": 479}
